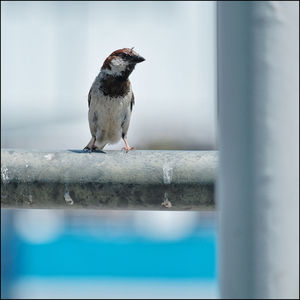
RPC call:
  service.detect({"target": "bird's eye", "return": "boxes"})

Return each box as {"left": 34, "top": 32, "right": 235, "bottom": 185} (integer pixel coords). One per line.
{"left": 121, "top": 53, "right": 129, "bottom": 59}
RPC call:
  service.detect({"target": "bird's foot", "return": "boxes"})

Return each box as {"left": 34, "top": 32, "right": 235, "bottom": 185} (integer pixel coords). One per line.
{"left": 122, "top": 146, "right": 135, "bottom": 153}
{"left": 83, "top": 146, "right": 106, "bottom": 154}
{"left": 83, "top": 146, "right": 95, "bottom": 153}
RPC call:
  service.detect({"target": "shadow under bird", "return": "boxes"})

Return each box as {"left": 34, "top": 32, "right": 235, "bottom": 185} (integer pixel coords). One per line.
{"left": 84, "top": 48, "right": 145, "bottom": 153}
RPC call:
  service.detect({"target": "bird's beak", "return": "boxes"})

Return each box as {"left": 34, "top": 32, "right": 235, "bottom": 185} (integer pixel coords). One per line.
{"left": 132, "top": 55, "right": 145, "bottom": 63}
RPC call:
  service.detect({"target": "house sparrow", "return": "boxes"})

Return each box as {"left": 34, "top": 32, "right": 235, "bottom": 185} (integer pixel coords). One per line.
{"left": 84, "top": 48, "right": 145, "bottom": 152}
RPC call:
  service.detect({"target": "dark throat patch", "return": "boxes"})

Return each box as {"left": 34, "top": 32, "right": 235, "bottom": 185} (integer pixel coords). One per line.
{"left": 100, "top": 76, "right": 131, "bottom": 98}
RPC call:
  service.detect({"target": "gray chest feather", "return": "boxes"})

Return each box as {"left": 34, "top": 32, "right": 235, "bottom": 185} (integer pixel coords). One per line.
{"left": 88, "top": 81, "right": 133, "bottom": 144}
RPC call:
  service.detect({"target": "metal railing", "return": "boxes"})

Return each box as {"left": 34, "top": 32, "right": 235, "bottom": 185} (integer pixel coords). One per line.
{"left": 1, "top": 149, "right": 217, "bottom": 210}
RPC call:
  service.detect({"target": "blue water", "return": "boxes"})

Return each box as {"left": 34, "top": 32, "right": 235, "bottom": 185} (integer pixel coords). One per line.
{"left": 19, "top": 231, "right": 216, "bottom": 279}
{"left": 2, "top": 210, "right": 218, "bottom": 298}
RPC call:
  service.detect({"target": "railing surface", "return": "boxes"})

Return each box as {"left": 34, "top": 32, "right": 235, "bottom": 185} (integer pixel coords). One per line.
{"left": 1, "top": 149, "right": 217, "bottom": 210}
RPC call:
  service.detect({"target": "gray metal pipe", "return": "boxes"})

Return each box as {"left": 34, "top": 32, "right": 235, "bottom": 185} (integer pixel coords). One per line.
{"left": 217, "top": 1, "right": 299, "bottom": 298}
{"left": 1, "top": 149, "right": 217, "bottom": 210}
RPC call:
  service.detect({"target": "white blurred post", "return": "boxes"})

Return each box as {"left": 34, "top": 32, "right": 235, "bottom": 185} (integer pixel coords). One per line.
{"left": 217, "top": 1, "right": 299, "bottom": 299}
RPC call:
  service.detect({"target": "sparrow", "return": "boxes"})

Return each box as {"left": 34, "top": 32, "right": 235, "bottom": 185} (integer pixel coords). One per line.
{"left": 84, "top": 48, "right": 145, "bottom": 152}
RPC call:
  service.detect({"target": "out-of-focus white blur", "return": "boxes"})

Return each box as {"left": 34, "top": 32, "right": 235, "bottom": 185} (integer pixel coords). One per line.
{"left": 1, "top": 1, "right": 216, "bottom": 150}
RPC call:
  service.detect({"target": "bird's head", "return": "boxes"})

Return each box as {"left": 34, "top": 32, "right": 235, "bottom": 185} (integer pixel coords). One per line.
{"left": 101, "top": 48, "right": 145, "bottom": 79}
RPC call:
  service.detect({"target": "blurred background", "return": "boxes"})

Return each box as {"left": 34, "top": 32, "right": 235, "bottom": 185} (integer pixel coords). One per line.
{"left": 1, "top": 1, "right": 217, "bottom": 151}
{"left": 1, "top": 1, "right": 218, "bottom": 299}
{"left": 1, "top": 209, "right": 218, "bottom": 299}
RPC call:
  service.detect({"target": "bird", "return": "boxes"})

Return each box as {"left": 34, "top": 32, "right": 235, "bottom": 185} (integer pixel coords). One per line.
{"left": 84, "top": 48, "right": 145, "bottom": 152}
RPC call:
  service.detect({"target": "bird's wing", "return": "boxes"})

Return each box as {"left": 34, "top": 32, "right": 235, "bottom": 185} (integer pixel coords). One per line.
{"left": 88, "top": 87, "right": 92, "bottom": 108}
{"left": 122, "top": 93, "right": 134, "bottom": 138}
{"left": 130, "top": 92, "right": 135, "bottom": 111}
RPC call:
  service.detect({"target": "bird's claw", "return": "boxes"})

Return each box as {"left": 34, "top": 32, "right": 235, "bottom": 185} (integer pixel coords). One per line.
{"left": 83, "top": 146, "right": 106, "bottom": 154}
{"left": 122, "top": 146, "right": 135, "bottom": 153}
